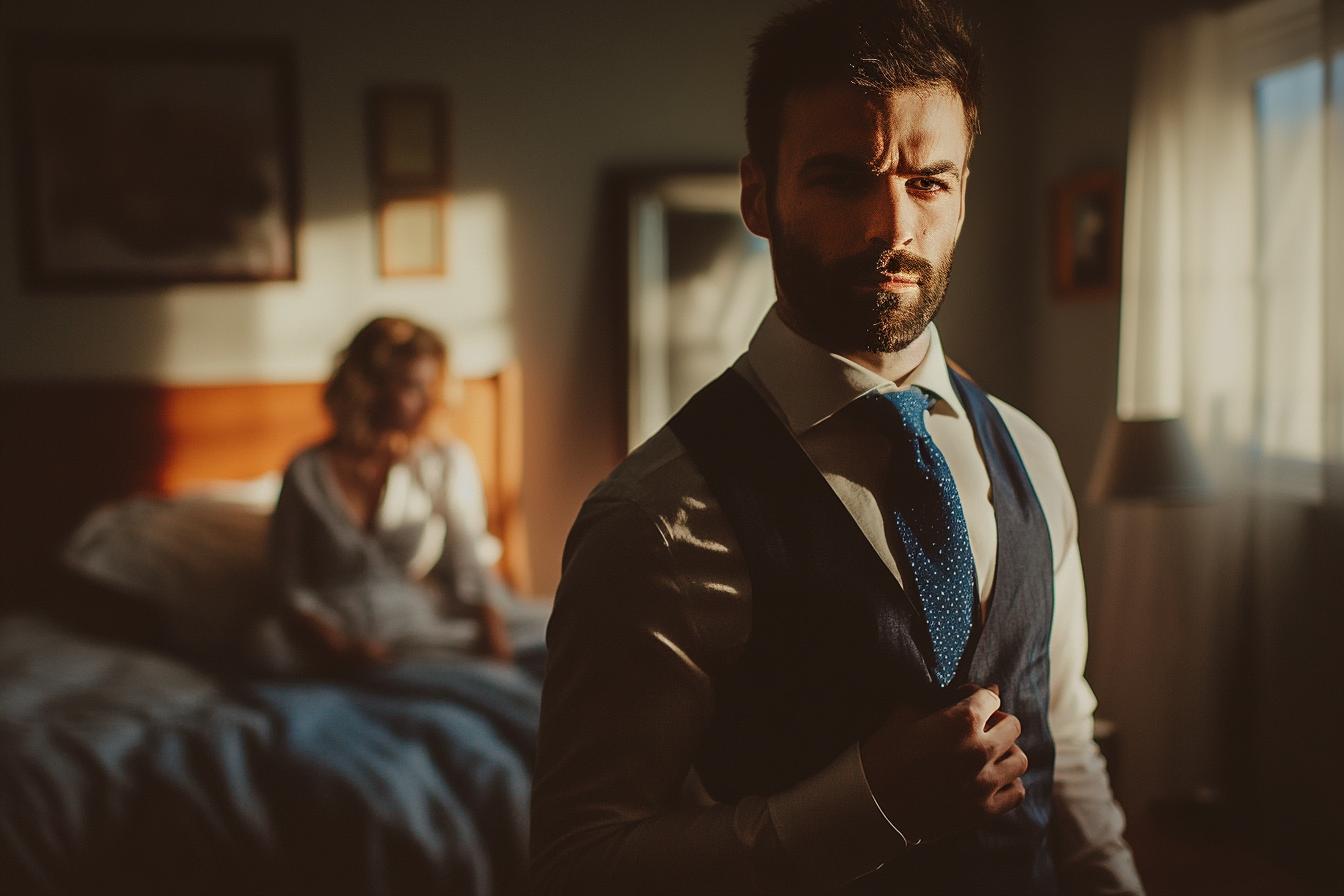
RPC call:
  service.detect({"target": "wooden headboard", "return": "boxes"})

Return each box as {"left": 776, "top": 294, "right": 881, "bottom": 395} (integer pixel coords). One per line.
{"left": 0, "top": 363, "right": 530, "bottom": 603}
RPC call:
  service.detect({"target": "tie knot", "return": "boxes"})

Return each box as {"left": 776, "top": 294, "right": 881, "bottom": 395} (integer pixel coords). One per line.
{"left": 862, "top": 388, "right": 936, "bottom": 442}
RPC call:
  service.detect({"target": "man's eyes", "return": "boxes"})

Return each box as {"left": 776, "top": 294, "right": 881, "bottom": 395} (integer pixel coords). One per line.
{"left": 906, "top": 177, "right": 951, "bottom": 194}
{"left": 811, "top": 173, "right": 951, "bottom": 194}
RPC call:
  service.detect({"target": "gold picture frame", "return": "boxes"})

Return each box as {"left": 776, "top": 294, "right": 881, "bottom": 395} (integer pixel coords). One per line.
{"left": 1051, "top": 169, "right": 1123, "bottom": 301}
{"left": 377, "top": 195, "right": 446, "bottom": 277}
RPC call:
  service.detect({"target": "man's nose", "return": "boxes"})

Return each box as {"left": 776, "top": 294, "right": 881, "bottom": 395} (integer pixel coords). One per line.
{"left": 866, "top": 178, "right": 916, "bottom": 249}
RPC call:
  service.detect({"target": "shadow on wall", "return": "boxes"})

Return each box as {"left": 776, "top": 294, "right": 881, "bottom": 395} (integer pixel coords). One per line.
{"left": 0, "top": 380, "right": 171, "bottom": 606}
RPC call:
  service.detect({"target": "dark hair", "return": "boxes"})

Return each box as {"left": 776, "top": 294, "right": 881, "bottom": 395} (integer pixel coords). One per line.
{"left": 746, "top": 0, "right": 983, "bottom": 179}
{"left": 325, "top": 316, "right": 448, "bottom": 452}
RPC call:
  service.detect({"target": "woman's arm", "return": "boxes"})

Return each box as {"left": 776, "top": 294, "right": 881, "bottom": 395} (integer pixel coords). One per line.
{"left": 433, "top": 440, "right": 514, "bottom": 660}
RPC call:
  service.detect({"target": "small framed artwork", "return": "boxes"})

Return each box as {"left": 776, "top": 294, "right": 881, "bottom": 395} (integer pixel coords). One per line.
{"left": 367, "top": 85, "right": 450, "bottom": 277}
{"left": 10, "top": 40, "right": 300, "bottom": 289}
{"left": 378, "top": 195, "right": 446, "bottom": 276}
{"left": 367, "top": 86, "right": 450, "bottom": 190}
{"left": 1051, "top": 169, "right": 1123, "bottom": 300}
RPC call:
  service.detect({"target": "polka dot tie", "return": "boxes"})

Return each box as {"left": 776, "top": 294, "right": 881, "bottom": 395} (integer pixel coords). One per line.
{"left": 861, "top": 388, "right": 976, "bottom": 687}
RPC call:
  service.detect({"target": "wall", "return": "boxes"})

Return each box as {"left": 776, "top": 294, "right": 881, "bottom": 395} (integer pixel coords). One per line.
{"left": 0, "top": 0, "right": 785, "bottom": 591}
{"left": 0, "top": 0, "right": 1042, "bottom": 594}
{"left": 1020, "top": 0, "right": 1232, "bottom": 814}
{"left": 0, "top": 2, "right": 515, "bottom": 381}
{"left": 935, "top": 1, "right": 1035, "bottom": 408}
{"left": 1025, "top": 0, "right": 1342, "bottom": 882}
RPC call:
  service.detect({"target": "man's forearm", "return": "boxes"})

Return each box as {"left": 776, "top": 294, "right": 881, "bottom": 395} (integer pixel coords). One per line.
{"left": 532, "top": 742, "right": 906, "bottom": 895}
{"left": 531, "top": 798, "right": 788, "bottom": 895}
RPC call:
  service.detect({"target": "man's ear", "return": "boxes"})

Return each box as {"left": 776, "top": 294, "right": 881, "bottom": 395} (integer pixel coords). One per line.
{"left": 740, "top": 154, "right": 772, "bottom": 240}
{"left": 955, "top": 165, "right": 970, "bottom": 242}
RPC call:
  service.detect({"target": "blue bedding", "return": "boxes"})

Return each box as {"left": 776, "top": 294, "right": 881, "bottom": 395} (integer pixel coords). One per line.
{"left": 0, "top": 616, "right": 540, "bottom": 895}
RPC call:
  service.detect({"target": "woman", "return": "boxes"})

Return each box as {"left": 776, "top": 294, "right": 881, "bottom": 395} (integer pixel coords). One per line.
{"left": 265, "top": 317, "right": 546, "bottom": 671}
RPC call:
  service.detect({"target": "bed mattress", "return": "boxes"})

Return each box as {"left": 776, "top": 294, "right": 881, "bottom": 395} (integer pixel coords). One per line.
{"left": 0, "top": 614, "right": 539, "bottom": 895}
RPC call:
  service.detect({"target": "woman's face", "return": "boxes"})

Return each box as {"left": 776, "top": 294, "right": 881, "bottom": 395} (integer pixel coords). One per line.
{"left": 374, "top": 355, "right": 443, "bottom": 435}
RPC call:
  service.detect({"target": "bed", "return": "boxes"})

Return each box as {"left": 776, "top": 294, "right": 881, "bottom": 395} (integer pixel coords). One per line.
{"left": 0, "top": 366, "right": 541, "bottom": 895}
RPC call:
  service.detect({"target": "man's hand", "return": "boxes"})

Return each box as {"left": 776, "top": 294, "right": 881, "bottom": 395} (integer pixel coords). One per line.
{"left": 859, "top": 684, "right": 1028, "bottom": 842}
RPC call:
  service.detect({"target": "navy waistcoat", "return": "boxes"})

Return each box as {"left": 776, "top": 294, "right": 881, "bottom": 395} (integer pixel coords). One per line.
{"left": 669, "top": 368, "right": 1058, "bottom": 895}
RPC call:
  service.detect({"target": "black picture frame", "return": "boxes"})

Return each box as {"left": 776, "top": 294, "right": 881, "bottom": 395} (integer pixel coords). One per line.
{"left": 366, "top": 85, "right": 450, "bottom": 192}
{"left": 10, "top": 39, "right": 301, "bottom": 290}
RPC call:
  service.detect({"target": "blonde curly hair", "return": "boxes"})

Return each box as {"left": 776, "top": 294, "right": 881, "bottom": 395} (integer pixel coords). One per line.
{"left": 324, "top": 317, "right": 449, "bottom": 453}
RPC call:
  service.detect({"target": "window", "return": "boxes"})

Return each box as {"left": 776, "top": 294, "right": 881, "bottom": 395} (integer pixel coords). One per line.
{"left": 1116, "top": 0, "right": 1342, "bottom": 502}
{"left": 1254, "top": 58, "right": 1326, "bottom": 490}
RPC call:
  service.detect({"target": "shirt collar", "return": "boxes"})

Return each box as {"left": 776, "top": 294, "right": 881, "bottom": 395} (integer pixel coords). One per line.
{"left": 745, "top": 306, "right": 966, "bottom": 435}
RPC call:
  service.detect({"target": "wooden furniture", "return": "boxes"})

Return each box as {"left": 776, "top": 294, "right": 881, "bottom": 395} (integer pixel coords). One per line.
{"left": 0, "top": 363, "right": 530, "bottom": 605}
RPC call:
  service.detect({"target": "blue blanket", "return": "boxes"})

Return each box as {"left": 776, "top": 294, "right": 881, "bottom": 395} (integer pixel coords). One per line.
{"left": 0, "top": 616, "right": 540, "bottom": 895}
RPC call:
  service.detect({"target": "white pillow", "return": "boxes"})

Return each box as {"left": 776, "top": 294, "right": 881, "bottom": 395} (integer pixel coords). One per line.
{"left": 62, "top": 477, "right": 279, "bottom": 658}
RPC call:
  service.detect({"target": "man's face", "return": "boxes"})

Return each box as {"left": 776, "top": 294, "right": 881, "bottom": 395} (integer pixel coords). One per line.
{"left": 743, "top": 82, "right": 971, "bottom": 355}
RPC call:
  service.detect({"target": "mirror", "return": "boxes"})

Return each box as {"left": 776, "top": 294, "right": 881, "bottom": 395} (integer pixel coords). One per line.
{"left": 626, "top": 172, "right": 775, "bottom": 450}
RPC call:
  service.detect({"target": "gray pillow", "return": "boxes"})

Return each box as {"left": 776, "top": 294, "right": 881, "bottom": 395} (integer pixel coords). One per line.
{"left": 62, "top": 480, "right": 278, "bottom": 658}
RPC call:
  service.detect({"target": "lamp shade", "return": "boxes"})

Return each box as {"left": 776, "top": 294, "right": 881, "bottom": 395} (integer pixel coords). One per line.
{"left": 1087, "top": 417, "right": 1212, "bottom": 503}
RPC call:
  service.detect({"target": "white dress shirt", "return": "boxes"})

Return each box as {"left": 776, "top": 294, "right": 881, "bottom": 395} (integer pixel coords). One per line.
{"left": 531, "top": 310, "right": 1143, "bottom": 894}
{"left": 265, "top": 440, "right": 548, "bottom": 665}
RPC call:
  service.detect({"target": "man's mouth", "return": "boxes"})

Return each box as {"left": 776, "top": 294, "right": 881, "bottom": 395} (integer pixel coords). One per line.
{"left": 855, "top": 274, "right": 920, "bottom": 291}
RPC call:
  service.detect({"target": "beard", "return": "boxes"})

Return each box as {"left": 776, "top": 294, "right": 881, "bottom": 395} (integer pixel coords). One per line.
{"left": 769, "top": 211, "right": 954, "bottom": 355}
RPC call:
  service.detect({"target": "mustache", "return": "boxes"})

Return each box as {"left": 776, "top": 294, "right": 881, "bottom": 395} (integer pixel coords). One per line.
{"left": 833, "top": 248, "right": 936, "bottom": 283}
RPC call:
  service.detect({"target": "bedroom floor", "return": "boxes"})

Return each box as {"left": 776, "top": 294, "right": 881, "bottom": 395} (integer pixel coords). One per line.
{"left": 1125, "top": 807, "right": 1334, "bottom": 896}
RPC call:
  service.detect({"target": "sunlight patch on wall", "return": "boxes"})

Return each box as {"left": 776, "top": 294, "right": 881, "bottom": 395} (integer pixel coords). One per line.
{"left": 244, "top": 189, "right": 513, "bottom": 383}
{"left": 0, "top": 191, "right": 512, "bottom": 384}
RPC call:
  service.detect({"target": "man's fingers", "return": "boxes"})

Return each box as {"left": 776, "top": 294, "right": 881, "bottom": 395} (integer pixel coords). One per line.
{"left": 981, "top": 710, "right": 1022, "bottom": 761}
{"left": 987, "top": 778, "right": 1027, "bottom": 816}
{"left": 996, "top": 743, "right": 1028, "bottom": 778}
{"left": 956, "top": 687, "right": 1002, "bottom": 729}
{"left": 976, "top": 746, "right": 1027, "bottom": 806}
{"left": 984, "top": 707, "right": 1021, "bottom": 739}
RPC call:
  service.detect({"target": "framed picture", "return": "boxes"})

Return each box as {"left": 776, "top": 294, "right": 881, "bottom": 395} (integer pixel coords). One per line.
{"left": 1051, "top": 169, "right": 1123, "bottom": 300}
{"left": 366, "top": 85, "right": 450, "bottom": 277}
{"left": 367, "top": 86, "right": 450, "bottom": 190}
{"left": 378, "top": 195, "right": 446, "bottom": 277}
{"left": 10, "top": 40, "right": 299, "bottom": 289}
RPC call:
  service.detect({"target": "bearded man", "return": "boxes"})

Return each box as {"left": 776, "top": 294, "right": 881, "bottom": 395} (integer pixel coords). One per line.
{"left": 531, "top": 1, "right": 1143, "bottom": 893}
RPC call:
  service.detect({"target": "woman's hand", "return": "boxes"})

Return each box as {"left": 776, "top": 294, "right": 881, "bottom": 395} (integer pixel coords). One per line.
{"left": 349, "top": 637, "right": 392, "bottom": 665}
{"left": 476, "top": 602, "right": 515, "bottom": 662}
{"left": 290, "top": 606, "right": 391, "bottom": 668}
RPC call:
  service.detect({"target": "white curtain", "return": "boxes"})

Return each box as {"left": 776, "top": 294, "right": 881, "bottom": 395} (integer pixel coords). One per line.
{"left": 1116, "top": 0, "right": 1327, "bottom": 493}
{"left": 1088, "top": 0, "right": 1338, "bottom": 821}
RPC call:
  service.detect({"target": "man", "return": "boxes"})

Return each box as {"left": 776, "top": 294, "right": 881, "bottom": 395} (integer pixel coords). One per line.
{"left": 532, "top": 1, "right": 1143, "bottom": 893}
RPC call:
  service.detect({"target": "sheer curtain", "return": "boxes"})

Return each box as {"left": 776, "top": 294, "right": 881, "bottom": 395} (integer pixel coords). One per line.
{"left": 1087, "top": 0, "right": 1341, "bottom": 840}
{"left": 1116, "top": 0, "right": 1327, "bottom": 486}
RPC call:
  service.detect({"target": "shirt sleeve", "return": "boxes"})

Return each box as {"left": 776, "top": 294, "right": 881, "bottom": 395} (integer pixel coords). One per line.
{"left": 531, "top": 497, "right": 908, "bottom": 895}
{"left": 266, "top": 459, "right": 348, "bottom": 634}
{"left": 1047, "top": 512, "right": 1146, "bottom": 895}
{"left": 1034, "top": 457, "right": 1144, "bottom": 894}
{"left": 442, "top": 439, "right": 503, "bottom": 568}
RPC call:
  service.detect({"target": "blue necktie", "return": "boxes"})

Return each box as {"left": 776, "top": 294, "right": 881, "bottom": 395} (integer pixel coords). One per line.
{"left": 861, "top": 388, "right": 976, "bottom": 686}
